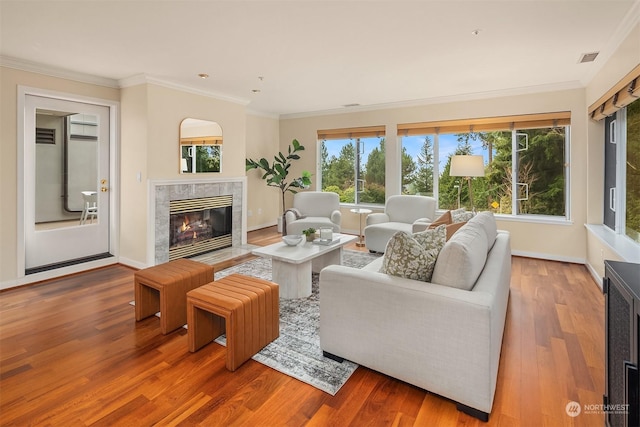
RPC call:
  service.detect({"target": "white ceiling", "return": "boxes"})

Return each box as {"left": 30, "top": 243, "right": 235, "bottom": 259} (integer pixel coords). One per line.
{"left": 1, "top": 1, "right": 638, "bottom": 117}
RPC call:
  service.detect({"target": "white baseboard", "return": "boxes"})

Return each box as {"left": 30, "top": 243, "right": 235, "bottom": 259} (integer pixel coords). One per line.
{"left": 584, "top": 261, "right": 604, "bottom": 291}
{"left": 247, "top": 220, "right": 277, "bottom": 232}
{"left": 510, "top": 249, "right": 585, "bottom": 265}
{"left": 118, "top": 257, "right": 148, "bottom": 270}
{"left": 0, "top": 257, "right": 119, "bottom": 291}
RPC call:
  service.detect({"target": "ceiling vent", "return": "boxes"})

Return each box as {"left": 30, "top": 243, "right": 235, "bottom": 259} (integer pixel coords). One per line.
{"left": 579, "top": 52, "right": 599, "bottom": 63}
{"left": 342, "top": 103, "right": 360, "bottom": 108}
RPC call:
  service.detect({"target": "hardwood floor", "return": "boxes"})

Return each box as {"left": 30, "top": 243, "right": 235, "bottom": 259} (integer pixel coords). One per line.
{"left": 0, "top": 227, "right": 605, "bottom": 426}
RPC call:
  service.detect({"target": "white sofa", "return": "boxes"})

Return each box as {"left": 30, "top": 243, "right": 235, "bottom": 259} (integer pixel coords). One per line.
{"left": 285, "top": 191, "right": 341, "bottom": 235}
{"left": 364, "top": 195, "right": 436, "bottom": 252}
{"left": 319, "top": 212, "right": 511, "bottom": 421}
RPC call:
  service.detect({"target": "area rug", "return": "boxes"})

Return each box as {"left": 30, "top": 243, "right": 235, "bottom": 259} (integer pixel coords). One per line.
{"left": 212, "top": 249, "right": 381, "bottom": 395}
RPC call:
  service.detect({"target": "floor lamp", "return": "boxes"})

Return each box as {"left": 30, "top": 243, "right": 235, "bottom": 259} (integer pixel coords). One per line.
{"left": 450, "top": 155, "right": 485, "bottom": 211}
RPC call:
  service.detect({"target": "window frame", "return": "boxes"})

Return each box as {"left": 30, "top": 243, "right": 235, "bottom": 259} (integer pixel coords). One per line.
{"left": 399, "top": 122, "right": 571, "bottom": 221}
{"left": 317, "top": 126, "right": 387, "bottom": 207}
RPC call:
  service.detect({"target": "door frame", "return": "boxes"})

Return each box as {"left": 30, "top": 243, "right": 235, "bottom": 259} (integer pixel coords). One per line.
{"left": 17, "top": 86, "right": 120, "bottom": 283}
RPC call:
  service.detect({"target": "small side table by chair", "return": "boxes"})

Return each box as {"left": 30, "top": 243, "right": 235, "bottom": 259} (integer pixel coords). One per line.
{"left": 350, "top": 208, "right": 372, "bottom": 247}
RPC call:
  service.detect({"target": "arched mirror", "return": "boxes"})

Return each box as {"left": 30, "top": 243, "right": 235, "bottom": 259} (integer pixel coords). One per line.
{"left": 179, "top": 118, "right": 222, "bottom": 173}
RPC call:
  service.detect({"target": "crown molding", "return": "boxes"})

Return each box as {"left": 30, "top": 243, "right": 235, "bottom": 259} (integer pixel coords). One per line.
{"left": 119, "top": 74, "right": 251, "bottom": 106}
{"left": 580, "top": 0, "right": 640, "bottom": 86}
{"left": 245, "top": 108, "right": 280, "bottom": 120}
{"left": 0, "top": 56, "right": 120, "bottom": 88}
{"left": 279, "top": 80, "right": 584, "bottom": 120}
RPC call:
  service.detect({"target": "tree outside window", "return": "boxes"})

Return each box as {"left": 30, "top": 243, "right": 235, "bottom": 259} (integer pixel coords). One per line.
{"left": 402, "top": 126, "right": 568, "bottom": 217}
{"left": 321, "top": 137, "right": 386, "bottom": 205}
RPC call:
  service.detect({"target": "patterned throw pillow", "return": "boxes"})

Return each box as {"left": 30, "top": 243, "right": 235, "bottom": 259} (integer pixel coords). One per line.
{"left": 451, "top": 208, "right": 473, "bottom": 223}
{"left": 412, "top": 224, "right": 447, "bottom": 250}
{"left": 381, "top": 225, "right": 446, "bottom": 282}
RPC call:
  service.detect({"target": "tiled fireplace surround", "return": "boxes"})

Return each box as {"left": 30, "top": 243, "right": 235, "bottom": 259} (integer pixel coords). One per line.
{"left": 149, "top": 178, "right": 247, "bottom": 265}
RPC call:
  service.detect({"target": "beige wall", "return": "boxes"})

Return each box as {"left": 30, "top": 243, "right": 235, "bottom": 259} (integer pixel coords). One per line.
{"left": 245, "top": 113, "right": 281, "bottom": 230}
{"left": 119, "top": 84, "right": 149, "bottom": 265}
{"left": 118, "top": 83, "right": 248, "bottom": 267}
{"left": 280, "top": 88, "right": 590, "bottom": 261}
{"left": 0, "top": 66, "right": 119, "bottom": 283}
{"left": 584, "top": 22, "right": 640, "bottom": 279}
{"left": 2, "top": 22, "right": 638, "bottom": 283}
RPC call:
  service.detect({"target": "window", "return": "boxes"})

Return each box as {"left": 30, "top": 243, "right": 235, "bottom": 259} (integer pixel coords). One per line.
{"left": 399, "top": 112, "right": 570, "bottom": 218}
{"left": 319, "top": 126, "right": 386, "bottom": 205}
{"left": 605, "top": 98, "right": 640, "bottom": 243}
{"left": 401, "top": 135, "right": 434, "bottom": 197}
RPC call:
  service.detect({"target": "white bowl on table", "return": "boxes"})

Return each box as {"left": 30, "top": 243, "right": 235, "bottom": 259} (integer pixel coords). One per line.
{"left": 282, "top": 234, "right": 303, "bottom": 246}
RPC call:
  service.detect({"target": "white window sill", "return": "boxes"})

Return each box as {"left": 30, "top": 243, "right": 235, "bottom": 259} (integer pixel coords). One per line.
{"left": 494, "top": 213, "right": 573, "bottom": 226}
{"left": 585, "top": 224, "right": 640, "bottom": 263}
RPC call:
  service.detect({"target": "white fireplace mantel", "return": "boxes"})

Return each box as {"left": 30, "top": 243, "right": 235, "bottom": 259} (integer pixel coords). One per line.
{"left": 147, "top": 177, "right": 247, "bottom": 266}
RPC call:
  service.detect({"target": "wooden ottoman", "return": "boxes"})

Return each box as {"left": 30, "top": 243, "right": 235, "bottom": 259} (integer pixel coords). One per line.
{"left": 134, "top": 258, "right": 214, "bottom": 334}
{"left": 186, "top": 274, "right": 279, "bottom": 371}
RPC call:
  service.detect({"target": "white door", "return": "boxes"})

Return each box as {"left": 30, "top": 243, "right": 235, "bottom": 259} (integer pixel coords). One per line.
{"left": 24, "top": 95, "right": 111, "bottom": 271}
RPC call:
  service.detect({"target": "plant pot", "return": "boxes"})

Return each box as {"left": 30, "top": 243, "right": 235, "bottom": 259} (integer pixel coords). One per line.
{"left": 305, "top": 234, "right": 314, "bottom": 242}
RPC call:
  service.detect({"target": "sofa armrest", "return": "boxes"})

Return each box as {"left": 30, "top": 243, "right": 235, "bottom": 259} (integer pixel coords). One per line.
{"left": 330, "top": 210, "right": 342, "bottom": 226}
{"left": 412, "top": 218, "right": 432, "bottom": 233}
{"left": 366, "top": 212, "right": 389, "bottom": 226}
{"left": 284, "top": 211, "right": 297, "bottom": 226}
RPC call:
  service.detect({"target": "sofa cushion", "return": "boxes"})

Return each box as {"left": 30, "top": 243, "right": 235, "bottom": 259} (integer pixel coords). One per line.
{"left": 412, "top": 224, "right": 447, "bottom": 249}
{"left": 451, "top": 208, "right": 474, "bottom": 223}
{"left": 468, "top": 211, "right": 498, "bottom": 249}
{"left": 428, "top": 210, "right": 467, "bottom": 240}
{"left": 381, "top": 225, "right": 446, "bottom": 282}
{"left": 428, "top": 210, "right": 452, "bottom": 228}
{"left": 431, "top": 221, "right": 489, "bottom": 291}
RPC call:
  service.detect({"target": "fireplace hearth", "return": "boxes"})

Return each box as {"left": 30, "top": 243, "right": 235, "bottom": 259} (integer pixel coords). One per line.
{"left": 169, "top": 195, "right": 232, "bottom": 260}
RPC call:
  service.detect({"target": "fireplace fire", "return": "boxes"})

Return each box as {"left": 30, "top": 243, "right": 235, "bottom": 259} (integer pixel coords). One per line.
{"left": 169, "top": 195, "right": 232, "bottom": 260}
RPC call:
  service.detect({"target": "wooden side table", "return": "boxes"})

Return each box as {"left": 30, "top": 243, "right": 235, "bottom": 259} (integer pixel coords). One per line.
{"left": 350, "top": 208, "right": 372, "bottom": 247}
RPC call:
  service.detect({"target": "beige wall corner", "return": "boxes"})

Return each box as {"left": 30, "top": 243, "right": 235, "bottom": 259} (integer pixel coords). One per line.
{"left": 245, "top": 113, "right": 280, "bottom": 230}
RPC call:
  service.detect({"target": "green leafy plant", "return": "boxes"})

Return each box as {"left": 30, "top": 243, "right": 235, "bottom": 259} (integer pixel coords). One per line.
{"left": 246, "top": 139, "right": 312, "bottom": 214}
{"left": 302, "top": 227, "right": 316, "bottom": 236}
{"left": 302, "top": 227, "right": 316, "bottom": 241}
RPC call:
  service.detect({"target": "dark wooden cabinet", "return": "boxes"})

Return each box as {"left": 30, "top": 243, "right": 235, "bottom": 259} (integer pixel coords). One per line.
{"left": 604, "top": 260, "right": 640, "bottom": 427}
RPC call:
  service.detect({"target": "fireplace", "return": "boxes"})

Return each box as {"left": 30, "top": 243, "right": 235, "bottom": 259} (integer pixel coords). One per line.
{"left": 168, "top": 195, "right": 232, "bottom": 260}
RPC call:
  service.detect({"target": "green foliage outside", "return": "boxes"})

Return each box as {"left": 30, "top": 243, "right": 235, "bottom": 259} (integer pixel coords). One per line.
{"left": 626, "top": 99, "right": 640, "bottom": 242}
{"left": 320, "top": 127, "right": 569, "bottom": 217}
{"left": 434, "top": 128, "right": 566, "bottom": 215}
{"left": 321, "top": 138, "right": 387, "bottom": 204}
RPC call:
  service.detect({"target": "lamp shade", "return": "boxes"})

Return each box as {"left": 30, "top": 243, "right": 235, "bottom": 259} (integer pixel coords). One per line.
{"left": 450, "top": 155, "right": 485, "bottom": 177}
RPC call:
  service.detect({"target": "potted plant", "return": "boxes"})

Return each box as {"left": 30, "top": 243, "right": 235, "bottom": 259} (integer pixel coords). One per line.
{"left": 246, "top": 139, "right": 312, "bottom": 233}
{"left": 302, "top": 228, "right": 316, "bottom": 242}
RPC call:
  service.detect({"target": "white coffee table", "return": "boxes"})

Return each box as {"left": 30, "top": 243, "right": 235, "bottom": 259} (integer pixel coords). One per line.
{"left": 251, "top": 233, "right": 357, "bottom": 299}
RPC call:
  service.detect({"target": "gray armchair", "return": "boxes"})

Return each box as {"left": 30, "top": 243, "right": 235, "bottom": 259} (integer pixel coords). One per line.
{"left": 285, "top": 191, "right": 341, "bottom": 235}
{"left": 364, "top": 195, "right": 436, "bottom": 252}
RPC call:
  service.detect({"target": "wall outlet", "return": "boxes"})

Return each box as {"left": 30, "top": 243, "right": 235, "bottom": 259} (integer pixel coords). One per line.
{"left": 258, "top": 208, "right": 262, "bottom": 215}
{"left": 248, "top": 209, "right": 253, "bottom": 217}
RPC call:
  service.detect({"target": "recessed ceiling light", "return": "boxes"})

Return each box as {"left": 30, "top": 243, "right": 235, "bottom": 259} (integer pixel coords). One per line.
{"left": 198, "top": 73, "right": 209, "bottom": 79}
{"left": 471, "top": 29, "right": 481, "bottom": 36}
{"left": 252, "top": 89, "right": 261, "bottom": 93}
